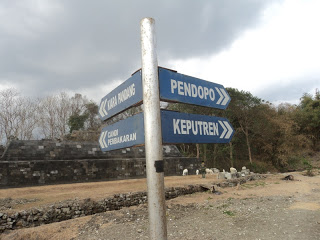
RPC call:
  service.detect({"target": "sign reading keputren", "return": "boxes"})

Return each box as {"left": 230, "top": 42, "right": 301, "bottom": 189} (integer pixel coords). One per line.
{"left": 161, "top": 110, "right": 234, "bottom": 144}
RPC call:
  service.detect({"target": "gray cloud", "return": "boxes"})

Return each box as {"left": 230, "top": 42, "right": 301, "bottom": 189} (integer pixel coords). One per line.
{"left": 0, "top": 0, "right": 280, "bottom": 99}
{"left": 256, "top": 76, "right": 319, "bottom": 104}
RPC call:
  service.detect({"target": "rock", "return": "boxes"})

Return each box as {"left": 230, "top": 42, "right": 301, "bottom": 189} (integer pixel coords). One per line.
{"left": 282, "top": 175, "right": 294, "bottom": 181}
{"left": 225, "top": 172, "right": 232, "bottom": 180}
{"left": 230, "top": 173, "right": 237, "bottom": 179}
{"left": 213, "top": 168, "right": 220, "bottom": 173}
{"left": 230, "top": 167, "right": 237, "bottom": 174}
{"left": 241, "top": 169, "right": 250, "bottom": 175}
{"left": 218, "top": 172, "right": 225, "bottom": 179}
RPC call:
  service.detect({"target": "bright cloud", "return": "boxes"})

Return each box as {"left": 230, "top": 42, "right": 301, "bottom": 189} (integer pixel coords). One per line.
{"left": 167, "top": 0, "right": 320, "bottom": 103}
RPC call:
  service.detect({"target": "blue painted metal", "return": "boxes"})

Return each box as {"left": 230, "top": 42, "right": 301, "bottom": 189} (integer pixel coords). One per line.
{"left": 99, "top": 113, "right": 145, "bottom": 152}
{"left": 99, "top": 70, "right": 143, "bottom": 121}
{"left": 161, "top": 110, "right": 234, "bottom": 144}
{"left": 159, "top": 68, "right": 231, "bottom": 110}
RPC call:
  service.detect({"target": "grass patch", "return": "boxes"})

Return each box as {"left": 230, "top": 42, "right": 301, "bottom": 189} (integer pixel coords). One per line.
{"left": 217, "top": 203, "right": 229, "bottom": 209}
{"left": 223, "top": 210, "right": 235, "bottom": 216}
{"left": 241, "top": 181, "right": 266, "bottom": 189}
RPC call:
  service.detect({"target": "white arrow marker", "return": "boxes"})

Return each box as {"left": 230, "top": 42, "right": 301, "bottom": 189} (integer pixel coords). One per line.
{"left": 220, "top": 89, "right": 230, "bottom": 106}
{"left": 99, "top": 99, "right": 108, "bottom": 118}
{"left": 215, "top": 87, "right": 230, "bottom": 106}
{"left": 215, "top": 87, "right": 223, "bottom": 105}
{"left": 218, "top": 121, "right": 233, "bottom": 139}
{"left": 99, "top": 131, "right": 108, "bottom": 148}
{"left": 99, "top": 132, "right": 104, "bottom": 148}
{"left": 218, "top": 120, "right": 227, "bottom": 139}
{"left": 224, "top": 121, "right": 233, "bottom": 139}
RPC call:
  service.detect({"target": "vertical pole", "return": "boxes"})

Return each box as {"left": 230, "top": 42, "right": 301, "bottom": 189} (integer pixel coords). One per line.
{"left": 140, "top": 18, "right": 167, "bottom": 240}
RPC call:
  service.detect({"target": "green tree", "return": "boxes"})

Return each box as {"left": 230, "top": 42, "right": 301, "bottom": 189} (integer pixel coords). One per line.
{"left": 294, "top": 91, "right": 320, "bottom": 150}
{"left": 68, "top": 113, "right": 88, "bottom": 133}
{"left": 84, "top": 102, "right": 100, "bottom": 130}
{"left": 225, "top": 88, "right": 263, "bottom": 164}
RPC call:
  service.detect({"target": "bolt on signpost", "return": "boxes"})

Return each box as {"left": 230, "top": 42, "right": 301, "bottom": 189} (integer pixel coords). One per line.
{"left": 140, "top": 18, "right": 167, "bottom": 240}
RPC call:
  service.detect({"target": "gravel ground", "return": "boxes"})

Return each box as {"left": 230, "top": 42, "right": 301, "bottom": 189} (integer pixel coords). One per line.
{"left": 74, "top": 194, "right": 320, "bottom": 240}
{"left": 2, "top": 172, "right": 320, "bottom": 240}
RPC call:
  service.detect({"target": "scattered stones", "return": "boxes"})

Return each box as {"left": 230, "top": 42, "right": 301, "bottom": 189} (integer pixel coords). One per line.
{"left": 0, "top": 185, "right": 203, "bottom": 233}
{"left": 0, "top": 174, "right": 267, "bottom": 233}
{"left": 282, "top": 175, "right": 294, "bottom": 181}
{"left": 0, "top": 198, "right": 39, "bottom": 211}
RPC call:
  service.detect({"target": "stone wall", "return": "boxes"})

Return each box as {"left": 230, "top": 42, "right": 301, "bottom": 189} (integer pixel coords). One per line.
{"left": 0, "top": 157, "right": 199, "bottom": 187}
{"left": 0, "top": 174, "right": 267, "bottom": 233}
{"left": 0, "top": 140, "right": 181, "bottom": 161}
{"left": 0, "top": 140, "right": 199, "bottom": 187}
{"left": 0, "top": 185, "right": 204, "bottom": 232}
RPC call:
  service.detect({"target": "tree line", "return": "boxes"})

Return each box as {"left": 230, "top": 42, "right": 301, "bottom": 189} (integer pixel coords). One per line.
{"left": 169, "top": 88, "right": 320, "bottom": 172}
{"left": 0, "top": 87, "right": 319, "bottom": 172}
{"left": 0, "top": 88, "right": 100, "bottom": 145}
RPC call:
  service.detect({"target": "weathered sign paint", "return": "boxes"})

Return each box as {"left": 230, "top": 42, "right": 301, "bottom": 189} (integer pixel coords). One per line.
{"left": 98, "top": 70, "right": 143, "bottom": 121}
{"left": 99, "top": 113, "right": 144, "bottom": 151}
{"left": 161, "top": 110, "right": 234, "bottom": 144}
{"left": 159, "top": 68, "right": 230, "bottom": 109}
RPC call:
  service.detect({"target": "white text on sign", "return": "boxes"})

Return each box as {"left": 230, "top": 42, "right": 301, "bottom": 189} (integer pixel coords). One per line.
{"left": 173, "top": 119, "right": 219, "bottom": 136}
{"left": 170, "top": 79, "right": 215, "bottom": 101}
{"left": 107, "top": 83, "right": 136, "bottom": 111}
{"left": 107, "top": 129, "right": 137, "bottom": 146}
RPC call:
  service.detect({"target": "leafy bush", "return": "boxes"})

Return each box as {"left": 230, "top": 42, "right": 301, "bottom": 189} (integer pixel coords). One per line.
{"left": 248, "top": 161, "right": 270, "bottom": 173}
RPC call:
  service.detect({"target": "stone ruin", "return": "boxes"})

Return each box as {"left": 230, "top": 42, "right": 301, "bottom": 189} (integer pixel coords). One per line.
{"left": 0, "top": 139, "right": 200, "bottom": 187}
{"left": 218, "top": 166, "right": 252, "bottom": 180}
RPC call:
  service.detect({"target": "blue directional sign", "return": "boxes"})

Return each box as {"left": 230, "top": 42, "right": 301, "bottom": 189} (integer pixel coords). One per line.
{"left": 99, "top": 113, "right": 145, "bottom": 151}
{"left": 159, "top": 68, "right": 231, "bottom": 110}
{"left": 99, "top": 70, "right": 143, "bottom": 121}
{"left": 161, "top": 110, "right": 234, "bottom": 144}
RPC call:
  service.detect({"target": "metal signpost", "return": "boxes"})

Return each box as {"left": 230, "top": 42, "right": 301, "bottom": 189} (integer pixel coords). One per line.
{"left": 98, "top": 70, "right": 143, "bottom": 121}
{"left": 140, "top": 18, "right": 167, "bottom": 240}
{"left": 161, "top": 110, "right": 234, "bottom": 144}
{"left": 159, "top": 67, "right": 230, "bottom": 109}
{"left": 98, "top": 17, "right": 234, "bottom": 240}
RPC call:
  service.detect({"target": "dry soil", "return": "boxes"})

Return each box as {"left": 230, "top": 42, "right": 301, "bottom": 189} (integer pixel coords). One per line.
{"left": 1, "top": 171, "right": 320, "bottom": 240}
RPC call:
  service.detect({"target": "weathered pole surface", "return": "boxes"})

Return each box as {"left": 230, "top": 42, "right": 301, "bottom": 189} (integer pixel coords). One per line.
{"left": 140, "top": 17, "right": 168, "bottom": 240}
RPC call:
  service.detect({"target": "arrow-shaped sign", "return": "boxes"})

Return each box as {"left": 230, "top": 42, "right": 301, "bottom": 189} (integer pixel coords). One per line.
{"left": 99, "top": 113, "right": 145, "bottom": 152}
{"left": 218, "top": 120, "right": 233, "bottom": 139}
{"left": 99, "top": 130, "right": 108, "bottom": 148}
{"left": 99, "top": 70, "right": 143, "bottom": 121}
{"left": 159, "top": 67, "right": 231, "bottom": 110}
{"left": 99, "top": 99, "right": 108, "bottom": 118}
{"left": 215, "top": 87, "right": 230, "bottom": 106}
{"left": 161, "top": 110, "right": 234, "bottom": 144}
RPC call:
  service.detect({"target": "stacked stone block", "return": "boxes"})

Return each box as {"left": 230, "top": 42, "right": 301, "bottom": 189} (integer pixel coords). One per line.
{"left": 0, "top": 185, "right": 205, "bottom": 232}
{"left": 1, "top": 140, "right": 182, "bottom": 161}
{"left": 0, "top": 140, "right": 200, "bottom": 187}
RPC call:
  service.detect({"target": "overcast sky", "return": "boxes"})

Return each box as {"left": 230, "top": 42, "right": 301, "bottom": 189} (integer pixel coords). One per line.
{"left": 0, "top": 0, "right": 319, "bottom": 105}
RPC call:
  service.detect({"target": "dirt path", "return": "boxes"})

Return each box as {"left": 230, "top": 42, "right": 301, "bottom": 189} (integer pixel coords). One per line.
{"left": 0, "top": 175, "right": 223, "bottom": 213}
{"left": 1, "top": 172, "right": 320, "bottom": 240}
